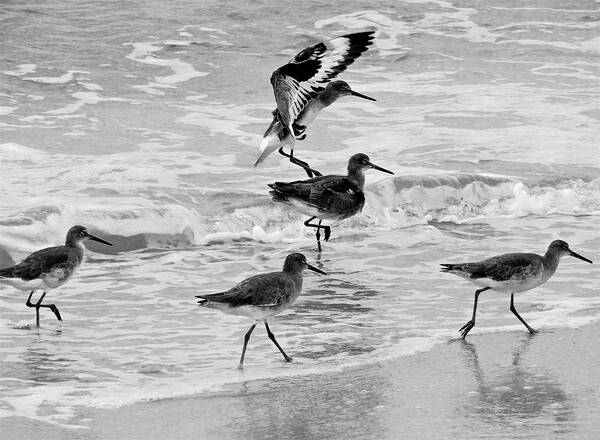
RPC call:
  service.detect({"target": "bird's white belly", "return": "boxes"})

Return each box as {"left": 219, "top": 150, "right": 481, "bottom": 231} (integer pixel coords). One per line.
{"left": 288, "top": 199, "right": 345, "bottom": 220}
{"left": 296, "top": 105, "right": 320, "bottom": 126}
{"left": 205, "top": 302, "right": 294, "bottom": 321}
{"left": 0, "top": 277, "right": 47, "bottom": 292}
{"left": 42, "top": 268, "right": 73, "bottom": 289}
{"left": 471, "top": 274, "right": 545, "bottom": 293}
{"left": 288, "top": 199, "right": 322, "bottom": 218}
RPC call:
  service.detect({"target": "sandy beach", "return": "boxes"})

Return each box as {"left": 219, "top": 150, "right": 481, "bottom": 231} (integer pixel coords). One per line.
{"left": 3, "top": 322, "right": 600, "bottom": 440}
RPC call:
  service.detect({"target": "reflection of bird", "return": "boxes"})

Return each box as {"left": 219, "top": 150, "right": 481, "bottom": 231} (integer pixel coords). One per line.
{"left": 459, "top": 339, "right": 572, "bottom": 426}
{"left": 254, "top": 31, "right": 376, "bottom": 177}
{"left": 196, "top": 253, "right": 325, "bottom": 368}
{"left": 442, "top": 240, "right": 593, "bottom": 338}
{"left": 269, "top": 153, "right": 393, "bottom": 251}
{"left": 0, "top": 225, "right": 113, "bottom": 326}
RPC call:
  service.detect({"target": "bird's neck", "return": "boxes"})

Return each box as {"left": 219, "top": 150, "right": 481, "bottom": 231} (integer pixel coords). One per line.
{"left": 543, "top": 250, "right": 561, "bottom": 277}
{"left": 282, "top": 269, "right": 303, "bottom": 292}
{"left": 316, "top": 88, "right": 340, "bottom": 108}
{"left": 347, "top": 167, "right": 366, "bottom": 190}
{"left": 66, "top": 239, "right": 85, "bottom": 257}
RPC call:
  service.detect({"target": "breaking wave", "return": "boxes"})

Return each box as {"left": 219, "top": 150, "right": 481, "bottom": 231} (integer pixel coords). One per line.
{"left": 1, "top": 174, "right": 598, "bottom": 259}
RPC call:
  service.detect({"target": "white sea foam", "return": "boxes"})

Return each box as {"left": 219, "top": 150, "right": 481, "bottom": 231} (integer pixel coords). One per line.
{"left": 2, "top": 64, "right": 37, "bottom": 76}
{"left": 0, "top": 170, "right": 597, "bottom": 261}
{"left": 0, "top": 106, "right": 17, "bottom": 116}
{"left": 23, "top": 70, "right": 89, "bottom": 84}
{"left": 125, "top": 42, "right": 209, "bottom": 95}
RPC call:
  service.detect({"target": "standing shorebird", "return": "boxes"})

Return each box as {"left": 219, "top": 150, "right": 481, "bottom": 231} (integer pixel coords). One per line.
{"left": 441, "top": 240, "right": 593, "bottom": 339}
{"left": 0, "top": 225, "right": 113, "bottom": 327}
{"left": 254, "top": 31, "right": 376, "bottom": 177}
{"left": 197, "top": 253, "right": 325, "bottom": 368}
{"left": 268, "top": 153, "right": 393, "bottom": 251}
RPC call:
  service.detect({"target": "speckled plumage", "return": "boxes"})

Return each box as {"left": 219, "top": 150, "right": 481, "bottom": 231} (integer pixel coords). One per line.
{"left": 196, "top": 253, "right": 325, "bottom": 368}
{"left": 0, "top": 245, "right": 84, "bottom": 291}
{"left": 0, "top": 225, "right": 112, "bottom": 326}
{"left": 269, "top": 174, "right": 365, "bottom": 221}
{"left": 268, "top": 153, "right": 393, "bottom": 250}
{"left": 197, "top": 270, "right": 303, "bottom": 320}
{"left": 441, "top": 240, "right": 593, "bottom": 338}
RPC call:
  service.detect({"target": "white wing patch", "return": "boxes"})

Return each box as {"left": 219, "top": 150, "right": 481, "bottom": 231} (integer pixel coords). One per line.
{"left": 270, "top": 32, "right": 374, "bottom": 139}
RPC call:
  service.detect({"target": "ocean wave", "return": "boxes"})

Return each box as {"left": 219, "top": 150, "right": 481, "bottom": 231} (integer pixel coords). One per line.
{"left": 368, "top": 174, "right": 600, "bottom": 225}
{"left": 0, "top": 175, "right": 598, "bottom": 257}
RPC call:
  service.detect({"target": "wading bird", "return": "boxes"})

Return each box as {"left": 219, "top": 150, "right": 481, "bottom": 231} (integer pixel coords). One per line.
{"left": 197, "top": 253, "right": 325, "bottom": 368}
{"left": 254, "top": 31, "right": 376, "bottom": 177}
{"left": 441, "top": 240, "right": 593, "bottom": 339}
{"left": 0, "top": 225, "right": 113, "bottom": 326}
{"left": 268, "top": 153, "right": 393, "bottom": 251}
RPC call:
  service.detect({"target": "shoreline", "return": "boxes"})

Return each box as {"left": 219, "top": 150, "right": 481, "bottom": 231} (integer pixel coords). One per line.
{"left": 3, "top": 322, "right": 600, "bottom": 439}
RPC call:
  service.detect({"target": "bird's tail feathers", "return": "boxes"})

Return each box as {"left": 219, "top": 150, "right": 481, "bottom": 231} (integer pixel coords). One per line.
{"left": 440, "top": 263, "right": 457, "bottom": 273}
{"left": 254, "top": 132, "right": 283, "bottom": 167}
{"left": 196, "top": 291, "right": 231, "bottom": 306}
{"left": 268, "top": 182, "right": 298, "bottom": 202}
{"left": 269, "top": 189, "right": 288, "bottom": 203}
{"left": 0, "top": 266, "right": 16, "bottom": 278}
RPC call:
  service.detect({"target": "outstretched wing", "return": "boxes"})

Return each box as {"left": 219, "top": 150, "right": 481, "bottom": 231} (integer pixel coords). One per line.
{"left": 270, "top": 31, "right": 375, "bottom": 135}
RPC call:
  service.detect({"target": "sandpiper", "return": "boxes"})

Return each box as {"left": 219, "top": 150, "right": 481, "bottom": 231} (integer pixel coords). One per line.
{"left": 268, "top": 153, "right": 393, "bottom": 251}
{"left": 0, "top": 225, "right": 113, "bottom": 326}
{"left": 441, "top": 240, "right": 593, "bottom": 338}
{"left": 197, "top": 253, "right": 325, "bottom": 368}
{"left": 254, "top": 31, "right": 375, "bottom": 177}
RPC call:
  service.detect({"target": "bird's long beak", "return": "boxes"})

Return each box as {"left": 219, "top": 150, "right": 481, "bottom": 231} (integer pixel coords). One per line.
{"left": 88, "top": 234, "right": 114, "bottom": 246}
{"left": 367, "top": 161, "right": 394, "bottom": 175}
{"left": 349, "top": 89, "right": 376, "bottom": 101}
{"left": 306, "top": 263, "right": 326, "bottom": 275}
{"left": 568, "top": 248, "right": 593, "bottom": 264}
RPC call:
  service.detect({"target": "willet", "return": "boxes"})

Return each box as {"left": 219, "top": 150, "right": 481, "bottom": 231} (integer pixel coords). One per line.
{"left": 268, "top": 153, "right": 393, "bottom": 251}
{"left": 441, "top": 240, "right": 593, "bottom": 338}
{"left": 254, "top": 31, "right": 376, "bottom": 177}
{"left": 0, "top": 225, "right": 113, "bottom": 327}
{"left": 196, "top": 253, "right": 325, "bottom": 368}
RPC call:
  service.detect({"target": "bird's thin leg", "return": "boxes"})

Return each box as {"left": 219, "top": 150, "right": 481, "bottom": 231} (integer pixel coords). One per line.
{"left": 265, "top": 321, "right": 292, "bottom": 362}
{"left": 37, "top": 302, "right": 62, "bottom": 324}
{"left": 25, "top": 291, "right": 35, "bottom": 307}
{"left": 278, "top": 147, "right": 321, "bottom": 177}
{"left": 34, "top": 291, "right": 47, "bottom": 327}
{"left": 304, "top": 217, "right": 331, "bottom": 251}
{"left": 510, "top": 293, "right": 537, "bottom": 335}
{"left": 239, "top": 323, "right": 257, "bottom": 369}
{"left": 25, "top": 291, "right": 39, "bottom": 326}
{"left": 459, "top": 287, "right": 490, "bottom": 339}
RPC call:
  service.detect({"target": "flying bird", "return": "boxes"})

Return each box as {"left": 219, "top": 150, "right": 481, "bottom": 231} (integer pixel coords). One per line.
{"left": 0, "top": 225, "right": 113, "bottom": 326}
{"left": 268, "top": 153, "right": 393, "bottom": 251}
{"left": 441, "top": 240, "right": 593, "bottom": 339}
{"left": 254, "top": 31, "right": 376, "bottom": 177}
{"left": 197, "top": 253, "right": 325, "bottom": 368}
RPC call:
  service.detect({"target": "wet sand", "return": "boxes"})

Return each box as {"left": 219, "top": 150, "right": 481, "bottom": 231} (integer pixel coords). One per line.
{"left": 3, "top": 322, "right": 600, "bottom": 439}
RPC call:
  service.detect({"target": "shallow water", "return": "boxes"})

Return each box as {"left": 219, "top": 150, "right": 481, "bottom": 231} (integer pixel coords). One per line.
{"left": 1, "top": 0, "right": 599, "bottom": 429}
